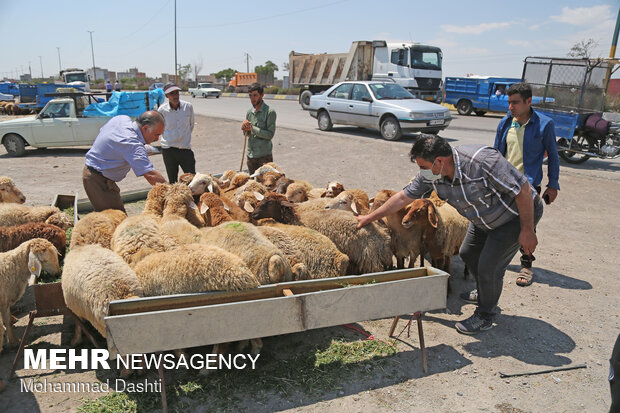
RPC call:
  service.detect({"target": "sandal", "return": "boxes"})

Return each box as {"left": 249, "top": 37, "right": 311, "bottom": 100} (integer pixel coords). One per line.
{"left": 516, "top": 267, "right": 534, "bottom": 287}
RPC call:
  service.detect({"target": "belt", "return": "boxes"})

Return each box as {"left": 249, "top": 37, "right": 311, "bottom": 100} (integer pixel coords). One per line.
{"left": 86, "top": 165, "right": 103, "bottom": 176}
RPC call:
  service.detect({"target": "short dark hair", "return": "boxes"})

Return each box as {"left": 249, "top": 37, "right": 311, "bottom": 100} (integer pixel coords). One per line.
{"left": 249, "top": 84, "right": 264, "bottom": 94}
{"left": 409, "top": 134, "right": 453, "bottom": 163}
{"left": 507, "top": 82, "right": 532, "bottom": 101}
{"left": 136, "top": 111, "right": 164, "bottom": 128}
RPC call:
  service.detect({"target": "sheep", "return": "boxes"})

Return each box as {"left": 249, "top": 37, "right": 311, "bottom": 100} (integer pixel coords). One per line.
{"left": 324, "top": 190, "right": 370, "bottom": 216}
{"left": 0, "top": 204, "right": 72, "bottom": 230}
{"left": 274, "top": 176, "right": 294, "bottom": 194}
{"left": 61, "top": 244, "right": 142, "bottom": 343}
{"left": 141, "top": 182, "right": 171, "bottom": 218}
{"left": 111, "top": 215, "right": 176, "bottom": 267}
{"left": 369, "top": 190, "right": 423, "bottom": 269}
{"left": 0, "top": 222, "right": 66, "bottom": 256}
{"left": 69, "top": 209, "right": 127, "bottom": 250}
{"left": 200, "top": 221, "right": 293, "bottom": 284}
{"left": 249, "top": 163, "right": 282, "bottom": 180}
{"left": 199, "top": 192, "right": 249, "bottom": 226}
{"left": 158, "top": 184, "right": 204, "bottom": 245}
{"left": 178, "top": 172, "right": 195, "bottom": 186}
{"left": 256, "top": 226, "right": 308, "bottom": 280}
{"left": 259, "top": 171, "right": 285, "bottom": 191}
{"left": 235, "top": 191, "right": 263, "bottom": 214}
{"left": 160, "top": 183, "right": 205, "bottom": 228}
{"left": 217, "top": 170, "right": 237, "bottom": 189}
{"left": 220, "top": 172, "right": 251, "bottom": 198}
{"left": 285, "top": 181, "right": 314, "bottom": 203}
{"left": 258, "top": 220, "right": 349, "bottom": 279}
{"left": 0, "top": 176, "right": 26, "bottom": 204}
{"left": 251, "top": 193, "right": 392, "bottom": 275}
{"left": 401, "top": 198, "right": 469, "bottom": 275}
{"left": 321, "top": 181, "right": 345, "bottom": 198}
{"left": 188, "top": 173, "right": 221, "bottom": 196}
{"left": 1, "top": 239, "right": 60, "bottom": 351}
{"left": 232, "top": 180, "right": 268, "bottom": 204}
{"left": 134, "top": 244, "right": 260, "bottom": 296}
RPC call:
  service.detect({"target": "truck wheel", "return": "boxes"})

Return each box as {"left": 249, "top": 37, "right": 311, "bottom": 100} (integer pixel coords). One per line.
{"left": 456, "top": 100, "right": 473, "bottom": 116}
{"left": 300, "top": 90, "right": 313, "bottom": 110}
{"left": 216, "top": 94, "right": 220, "bottom": 98}
{"left": 380, "top": 116, "right": 402, "bottom": 141}
{"left": 191, "top": 93, "right": 195, "bottom": 98}
{"left": 318, "top": 111, "right": 333, "bottom": 131}
{"left": 474, "top": 110, "right": 486, "bottom": 116}
{"left": 3, "top": 133, "right": 27, "bottom": 157}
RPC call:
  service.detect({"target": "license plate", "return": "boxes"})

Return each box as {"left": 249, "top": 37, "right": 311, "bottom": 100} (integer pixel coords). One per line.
{"left": 428, "top": 119, "right": 445, "bottom": 125}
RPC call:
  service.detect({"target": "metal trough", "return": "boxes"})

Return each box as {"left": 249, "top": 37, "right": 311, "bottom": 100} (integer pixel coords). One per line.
{"left": 104, "top": 267, "right": 448, "bottom": 357}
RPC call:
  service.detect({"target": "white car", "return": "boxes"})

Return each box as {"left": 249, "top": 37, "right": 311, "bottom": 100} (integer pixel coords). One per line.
{"left": 188, "top": 83, "right": 221, "bottom": 98}
{"left": 307, "top": 81, "right": 452, "bottom": 140}
{"left": 0, "top": 97, "right": 108, "bottom": 157}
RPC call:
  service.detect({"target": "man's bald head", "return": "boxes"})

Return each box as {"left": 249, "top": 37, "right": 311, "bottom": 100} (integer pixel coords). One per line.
{"left": 137, "top": 110, "right": 165, "bottom": 128}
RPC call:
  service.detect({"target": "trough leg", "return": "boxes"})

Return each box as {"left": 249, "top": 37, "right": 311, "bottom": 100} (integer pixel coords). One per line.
{"left": 416, "top": 312, "right": 427, "bottom": 373}
{"left": 158, "top": 358, "right": 168, "bottom": 413}
{"left": 11, "top": 312, "right": 35, "bottom": 376}
{"left": 388, "top": 316, "right": 400, "bottom": 337}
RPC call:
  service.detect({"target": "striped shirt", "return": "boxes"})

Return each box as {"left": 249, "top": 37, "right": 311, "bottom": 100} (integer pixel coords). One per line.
{"left": 403, "top": 145, "right": 530, "bottom": 230}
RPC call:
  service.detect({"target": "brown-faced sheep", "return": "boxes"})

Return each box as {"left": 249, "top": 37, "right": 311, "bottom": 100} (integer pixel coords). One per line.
{"left": 251, "top": 193, "right": 392, "bottom": 275}
{"left": 259, "top": 171, "right": 285, "bottom": 191}
{"left": 158, "top": 184, "right": 204, "bottom": 245}
{"left": 199, "top": 192, "right": 249, "bottom": 226}
{"left": 274, "top": 176, "right": 295, "bottom": 194}
{"left": 321, "top": 181, "right": 345, "bottom": 198}
{"left": 324, "top": 190, "right": 370, "bottom": 216}
{"left": 0, "top": 222, "right": 66, "bottom": 255}
{"left": 134, "top": 244, "right": 260, "bottom": 296}
{"left": 0, "top": 204, "right": 72, "bottom": 230}
{"left": 369, "top": 190, "right": 423, "bottom": 269}
{"left": 232, "top": 180, "right": 268, "bottom": 204}
{"left": 178, "top": 172, "right": 195, "bottom": 186}
{"left": 401, "top": 198, "right": 469, "bottom": 275}
{"left": 69, "top": 209, "right": 127, "bottom": 250}
{"left": 200, "top": 221, "right": 293, "bottom": 284}
{"left": 221, "top": 172, "right": 251, "bottom": 198}
{"left": 1, "top": 239, "right": 60, "bottom": 351}
{"left": 285, "top": 181, "right": 314, "bottom": 203}
{"left": 61, "top": 244, "right": 142, "bottom": 342}
{"left": 0, "top": 176, "right": 26, "bottom": 204}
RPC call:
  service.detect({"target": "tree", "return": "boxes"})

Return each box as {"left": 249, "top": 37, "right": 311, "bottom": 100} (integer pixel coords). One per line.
{"left": 213, "top": 68, "right": 237, "bottom": 81}
{"left": 567, "top": 38, "right": 598, "bottom": 59}
{"left": 192, "top": 58, "right": 204, "bottom": 83}
{"left": 255, "top": 60, "right": 278, "bottom": 75}
{"left": 282, "top": 61, "right": 290, "bottom": 72}
{"left": 177, "top": 64, "right": 192, "bottom": 83}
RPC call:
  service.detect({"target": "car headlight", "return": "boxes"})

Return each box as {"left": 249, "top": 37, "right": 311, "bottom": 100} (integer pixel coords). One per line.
{"left": 409, "top": 112, "right": 424, "bottom": 120}
{"left": 443, "top": 110, "right": 451, "bottom": 118}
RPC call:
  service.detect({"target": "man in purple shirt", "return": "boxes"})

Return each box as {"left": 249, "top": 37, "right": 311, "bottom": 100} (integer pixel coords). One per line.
{"left": 83, "top": 111, "right": 167, "bottom": 212}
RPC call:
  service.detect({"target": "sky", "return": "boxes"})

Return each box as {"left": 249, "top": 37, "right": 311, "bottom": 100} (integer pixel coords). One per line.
{"left": 0, "top": 0, "right": 618, "bottom": 81}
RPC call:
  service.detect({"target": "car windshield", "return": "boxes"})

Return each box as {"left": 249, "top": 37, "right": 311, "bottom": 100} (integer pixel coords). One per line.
{"left": 65, "top": 73, "right": 87, "bottom": 83}
{"left": 410, "top": 47, "right": 442, "bottom": 70}
{"left": 368, "top": 83, "right": 414, "bottom": 100}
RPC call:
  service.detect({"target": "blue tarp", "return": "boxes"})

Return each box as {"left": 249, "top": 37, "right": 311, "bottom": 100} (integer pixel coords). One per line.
{"left": 82, "top": 89, "right": 165, "bottom": 117}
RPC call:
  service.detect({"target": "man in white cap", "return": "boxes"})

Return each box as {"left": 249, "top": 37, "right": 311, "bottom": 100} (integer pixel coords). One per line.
{"left": 157, "top": 83, "right": 196, "bottom": 183}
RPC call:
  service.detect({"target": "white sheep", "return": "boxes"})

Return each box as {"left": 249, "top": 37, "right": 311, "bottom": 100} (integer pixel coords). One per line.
{"left": 61, "top": 244, "right": 143, "bottom": 343}
{"left": 0, "top": 204, "right": 72, "bottom": 230}
{"left": 188, "top": 173, "right": 221, "bottom": 196}
{"left": 1, "top": 239, "right": 60, "bottom": 351}
{"left": 0, "top": 176, "right": 26, "bottom": 204}
{"left": 200, "top": 221, "right": 294, "bottom": 284}
{"left": 69, "top": 209, "right": 127, "bottom": 250}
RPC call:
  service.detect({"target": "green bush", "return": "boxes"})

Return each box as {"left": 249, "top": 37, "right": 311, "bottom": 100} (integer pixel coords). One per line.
{"left": 262, "top": 86, "right": 300, "bottom": 95}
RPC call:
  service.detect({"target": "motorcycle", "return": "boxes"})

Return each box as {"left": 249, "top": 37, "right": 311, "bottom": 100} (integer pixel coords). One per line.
{"left": 557, "top": 116, "right": 620, "bottom": 164}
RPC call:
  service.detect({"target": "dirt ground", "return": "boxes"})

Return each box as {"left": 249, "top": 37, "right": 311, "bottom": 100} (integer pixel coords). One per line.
{"left": 1, "top": 113, "right": 618, "bottom": 412}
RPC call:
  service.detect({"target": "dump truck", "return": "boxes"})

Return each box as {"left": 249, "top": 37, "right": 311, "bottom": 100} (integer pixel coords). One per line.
{"left": 227, "top": 73, "right": 274, "bottom": 93}
{"left": 290, "top": 40, "right": 443, "bottom": 109}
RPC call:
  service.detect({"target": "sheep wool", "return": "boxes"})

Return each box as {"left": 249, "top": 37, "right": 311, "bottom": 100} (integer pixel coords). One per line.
{"left": 111, "top": 215, "right": 176, "bottom": 267}
{"left": 69, "top": 209, "right": 127, "bottom": 250}
{"left": 0, "top": 222, "right": 66, "bottom": 256}
{"left": 0, "top": 204, "right": 72, "bottom": 230}
{"left": 62, "top": 245, "right": 142, "bottom": 337}
{"left": 133, "top": 244, "right": 260, "bottom": 296}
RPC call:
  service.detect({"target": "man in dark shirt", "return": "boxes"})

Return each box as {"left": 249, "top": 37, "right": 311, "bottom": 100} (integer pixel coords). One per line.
{"left": 356, "top": 135, "right": 543, "bottom": 334}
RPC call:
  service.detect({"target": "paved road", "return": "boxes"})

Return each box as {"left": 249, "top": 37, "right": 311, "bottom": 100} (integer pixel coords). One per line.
{"left": 188, "top": 96, "right": 620, "bottom": 182}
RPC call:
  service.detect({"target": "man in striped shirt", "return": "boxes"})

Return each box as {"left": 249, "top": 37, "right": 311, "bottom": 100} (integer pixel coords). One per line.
{"left": 356, "top": 135, "right": 543, "bottom": 334}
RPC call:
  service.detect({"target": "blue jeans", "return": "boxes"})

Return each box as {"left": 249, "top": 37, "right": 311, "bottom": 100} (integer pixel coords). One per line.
{"left": 459, "top": 198, "right": 544, "bottom": 319}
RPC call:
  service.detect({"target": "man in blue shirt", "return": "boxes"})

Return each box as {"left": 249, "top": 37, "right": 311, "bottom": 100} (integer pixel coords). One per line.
{"left": 83, "top": 111, "right": 167, "bottom": 212}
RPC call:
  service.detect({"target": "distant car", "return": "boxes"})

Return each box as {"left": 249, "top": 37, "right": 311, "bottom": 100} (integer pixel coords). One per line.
{"left": 188, "top": 83, "right": 221, "bottom": 98}
{"left": 307, "top": 81, "right": 452, "bottom": 140}
{"left": 149, "top": 82, "right": 164, "bottom": 91}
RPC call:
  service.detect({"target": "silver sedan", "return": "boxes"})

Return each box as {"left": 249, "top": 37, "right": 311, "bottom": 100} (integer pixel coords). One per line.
{"left": 307, "top": 81, "right": 452, "bottom": 140}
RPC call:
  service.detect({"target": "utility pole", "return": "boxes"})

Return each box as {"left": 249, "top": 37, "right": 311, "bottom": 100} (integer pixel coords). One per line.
{"left": 28, "top": 61, "right": 32, "bottom": 80}
{"left": 88, "top": 30, "right": 96, "bottom": 81}
{"left": 174, "top": 0, "right": 178, "bottom": 84}
{"left": 603, "top": 6, "right": 620, "bottom": 93}
{"left": 38, "top": 56, "right": 43, "bottom": 79}
{"left": 57, "top": 47, "right": 62, "bottom": 73}
{"left": 244, "top": 52, "right": 251, "bottom": 73}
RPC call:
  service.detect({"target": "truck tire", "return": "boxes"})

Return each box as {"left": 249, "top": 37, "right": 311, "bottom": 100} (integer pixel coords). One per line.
{"left": 474, "top": 110, "right": 486, "bottom": 116}
{"left": 191, "top": 93, "right": 195, "bottom": 98}
{"left": 300, "top": 90, "right": 313, "bottom": 110}
{"left": 456, "top": 100, "right": 473, "bottom": 116}
{"left": 203, "top": 93, "right": 208, "bottom": 98}
{"left": 317, "top": 110, "right": 333, "bottom": 131}
{"left": 557, "top": 136, "right": 592, "bottom": 164}
{"left": 3, "top": 133, "right": 27, "bottom": 157}
{"left": 380, "top": 116, "right": 402, "bottom": 141}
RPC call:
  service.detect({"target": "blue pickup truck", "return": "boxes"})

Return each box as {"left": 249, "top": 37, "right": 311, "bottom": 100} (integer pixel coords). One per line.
{"left": 444, "top": 76, "right": 547, "bottom": 116}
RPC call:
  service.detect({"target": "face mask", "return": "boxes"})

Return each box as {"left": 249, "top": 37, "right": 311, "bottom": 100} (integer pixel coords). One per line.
{"left": 420, "top": 159, "right": 443, "bottom": 181}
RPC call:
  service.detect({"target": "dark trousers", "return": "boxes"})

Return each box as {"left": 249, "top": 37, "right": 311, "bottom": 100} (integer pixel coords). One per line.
{"left": 520, "top": 186, "right": 542, "bottom": 269}
{"left": 162, "top": 147, "right": 196, "bottom": 183}
{"left": 459, "top": 198, "right": 543, "bottom": 319}
{"left": 82, "top": 166, "right": 125, "bottom": 213}
{"left": 611, "top": 334, "right": 620, "bottom": 413}
{"left": 247, "top": 154, "right": 273, "bottom": 175}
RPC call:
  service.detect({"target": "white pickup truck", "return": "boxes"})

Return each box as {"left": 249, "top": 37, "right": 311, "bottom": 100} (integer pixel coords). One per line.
{"left": 0, "top": 96, "right": 109, "bottom": 157}
{"left": 188, "top": 83, "right": 221, "bottom": 99}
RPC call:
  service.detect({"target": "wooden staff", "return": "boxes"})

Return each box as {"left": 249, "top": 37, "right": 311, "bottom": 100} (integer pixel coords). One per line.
{"left": 239, "top": 130, "right": 249, "bottom": 172}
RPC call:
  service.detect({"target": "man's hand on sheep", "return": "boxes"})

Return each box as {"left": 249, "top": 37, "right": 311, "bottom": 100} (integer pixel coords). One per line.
{"left": 355, "top": 214, "right": 373, "bottom": 229}
{"left": 542, "top": 187, "right": 558, "bottom": 205}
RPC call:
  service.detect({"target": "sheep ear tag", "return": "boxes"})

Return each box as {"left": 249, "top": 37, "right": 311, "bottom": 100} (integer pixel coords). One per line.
{"left": 189, "top": 201, "right": 198, "bottom": 210}
{"left": 254, "top": 192, "right": 264, "bottom": 201}
{"left": 200, "top": 203, "right": 209, "bottom": 214}
{"left": 28, "top": 251, "right": 42, "bottom": 284}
